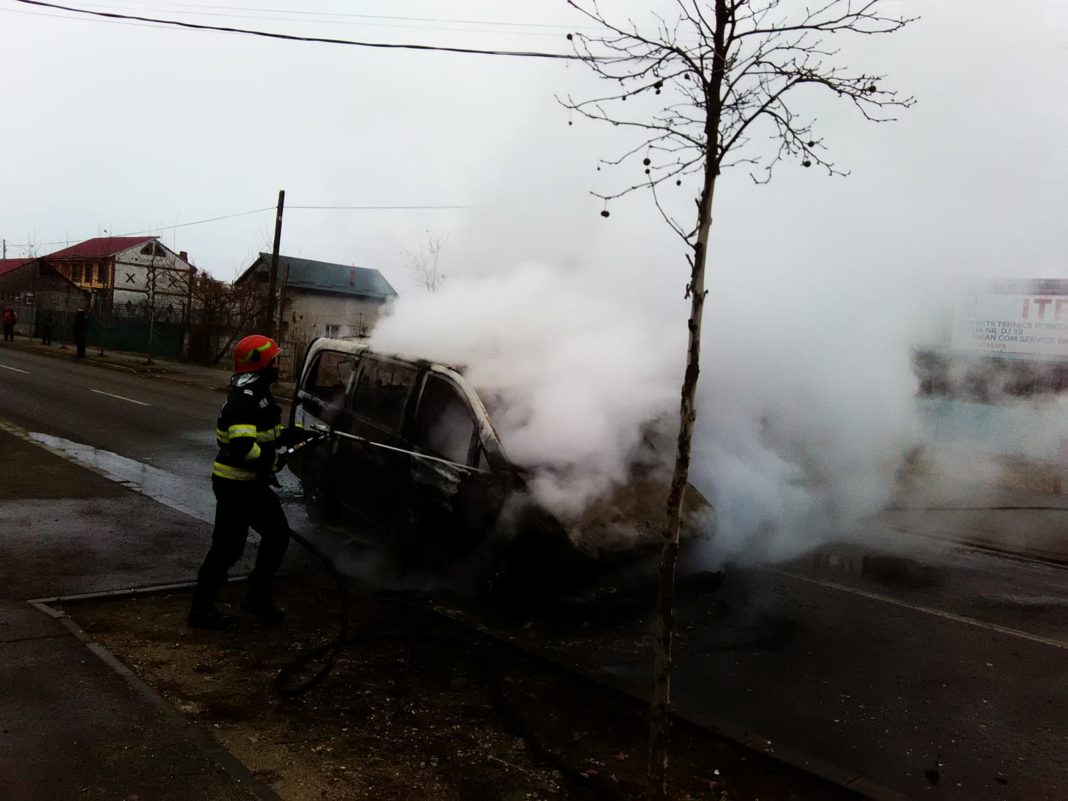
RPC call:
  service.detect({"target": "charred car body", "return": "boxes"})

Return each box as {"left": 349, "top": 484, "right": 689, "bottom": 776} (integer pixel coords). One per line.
{"left": 289, "top": 338, "right": 715, "bottom": 599}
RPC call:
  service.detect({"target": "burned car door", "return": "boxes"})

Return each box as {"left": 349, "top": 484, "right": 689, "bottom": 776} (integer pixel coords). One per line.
{"left": 408, "top": 373, "right": 505, "bottom": 554}
{"left": 290, "top": 348, "right": 358, "bottom": 502}
{"left": 294, "top": 348, "right": 358, "bottom": 432}
{"left": 337, "top": 356, "right": 420, "bottom": 531}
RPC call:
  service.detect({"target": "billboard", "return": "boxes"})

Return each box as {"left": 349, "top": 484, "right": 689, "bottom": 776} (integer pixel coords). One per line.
{"left": 952, "top": 293, "right": 1068, "bottom": 359}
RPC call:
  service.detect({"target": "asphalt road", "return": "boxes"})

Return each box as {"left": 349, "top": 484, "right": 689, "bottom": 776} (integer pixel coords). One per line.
{"left": 1, "top": 346, "right": 1065, "bottom": 800}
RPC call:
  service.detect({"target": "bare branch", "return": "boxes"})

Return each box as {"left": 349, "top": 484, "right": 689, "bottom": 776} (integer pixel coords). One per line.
{"left": 563, "top": 0, "right": 914, "bottom": 232}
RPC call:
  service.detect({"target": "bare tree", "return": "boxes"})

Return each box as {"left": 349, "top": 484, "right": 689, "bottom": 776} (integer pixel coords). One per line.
{"left": 563, "top": 1, "right": 914, "bottom": 796}
{"left": 209, "top": 278, "right": 267, "bottom": 366}
{"left": 403, "top": 229, "right": 450, "bottom": 292}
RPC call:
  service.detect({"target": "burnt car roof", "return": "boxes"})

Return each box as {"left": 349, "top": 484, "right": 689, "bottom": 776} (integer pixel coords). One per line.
{"left": 302, "top": 337, "right": 507, "bottom": 462}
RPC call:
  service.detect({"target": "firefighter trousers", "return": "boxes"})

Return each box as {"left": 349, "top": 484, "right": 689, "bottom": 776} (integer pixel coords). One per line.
{"left": 192, "top": 476, "right": 291, "bottom": 610}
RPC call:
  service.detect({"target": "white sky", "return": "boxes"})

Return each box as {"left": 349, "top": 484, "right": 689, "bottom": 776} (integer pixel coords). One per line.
{"left": 2, "top": 0, "right": 1066, "bottom": 292}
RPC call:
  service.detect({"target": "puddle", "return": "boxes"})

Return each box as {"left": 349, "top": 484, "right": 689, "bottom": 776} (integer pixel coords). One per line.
{"left": 26, "top": 431, "right": 329, "bottom": 542}
{"left": 28, "top": 432, "right": 214, "bottom": 523}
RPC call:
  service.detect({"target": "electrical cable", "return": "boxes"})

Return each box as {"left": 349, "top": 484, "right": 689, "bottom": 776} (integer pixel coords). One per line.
{"left": 92, "top": 0, "right": 587, "bottom": 31}
{"left": 2, "top": 207, "right": 274, "bottom": 251}
{"left": 287, "top": 205, "right": 477, "bottom": 211}
{"left": 61, "top": 0, "right": 574, "bottom": 39}
{"left": 12, "top": 0, "right": 578, "bottom": 59}
{"left": 4, "top": 202, "right": 469, "bottom": 253}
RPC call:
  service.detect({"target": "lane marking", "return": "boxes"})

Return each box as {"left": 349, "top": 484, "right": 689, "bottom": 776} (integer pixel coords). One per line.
{"left": 771, "top": 568, "right": 1068, "bottom": 651}
{"left": 0, "top": 363, "right": 30, "bottom": 374}
{"left": 90, "top": 389, "right": 151, "bottom": 407}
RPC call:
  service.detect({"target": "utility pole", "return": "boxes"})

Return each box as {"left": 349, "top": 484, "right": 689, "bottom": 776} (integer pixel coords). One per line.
{"left": 2, "top": 239, "right": 6, "bottom": 259}
{"left": 265, "top": 189, "right": 285, "bottom": 337}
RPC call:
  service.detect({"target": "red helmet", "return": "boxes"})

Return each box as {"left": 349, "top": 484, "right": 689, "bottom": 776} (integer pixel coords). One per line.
{"left": 233, "top": 334, "right": 282, "bottom": 374}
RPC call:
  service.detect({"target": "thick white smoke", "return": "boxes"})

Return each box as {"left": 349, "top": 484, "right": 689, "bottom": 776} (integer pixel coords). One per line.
{"left": 371, "top": 261, "right": 685, "bottom": 518}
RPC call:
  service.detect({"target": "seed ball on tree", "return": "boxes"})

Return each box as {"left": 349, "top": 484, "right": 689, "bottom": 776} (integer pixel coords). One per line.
{"left": 807, "top": 141, "right": 816, "bottom": 147}
{"left": 566, "top": 33, "right": 573, "bottom": 41}
{"left": 803, "top": 159, "right": 812, "bottom": 168}
{"left": 600, "top": 209, "right": 611, "bottom": 218}
{"left": 643, "top": 157, "right": 651, "bottom": 166}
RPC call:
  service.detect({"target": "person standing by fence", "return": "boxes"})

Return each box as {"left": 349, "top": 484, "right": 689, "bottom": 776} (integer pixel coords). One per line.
{"left": 72, "top": 307, "right": 88, "bottom": 358}
{"left": 41, "top": 309, "right": 54, "bottom": 345}
{"left": 2, "top": 307, "right": 16, "bottom": 342}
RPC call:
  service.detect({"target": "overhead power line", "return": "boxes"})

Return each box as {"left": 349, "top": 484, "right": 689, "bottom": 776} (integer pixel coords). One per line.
{"left": 75, "top": 0, "right": 584, "bottom": 38}
{"left": 2, "top": 207, "right": 274, "bottom": 250}
{"left": 2, "top": 203, "right": 477, "bottom": 252}
{"left": 13, "top": 0, "right": 578, "bottom": 59}
{"left": 96, "top": 0, "right": 587, "bottom": 31}
{"left": 288, "top": 205, "right": 478, "bottom": 211}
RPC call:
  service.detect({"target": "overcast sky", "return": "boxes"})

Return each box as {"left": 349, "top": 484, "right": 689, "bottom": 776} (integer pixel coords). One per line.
{"left": 2, "top": 0, "right": 1066, "bottom": 292}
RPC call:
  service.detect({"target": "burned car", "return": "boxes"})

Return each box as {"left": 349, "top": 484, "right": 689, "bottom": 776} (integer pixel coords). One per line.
{"left": 289, "top": 338, "right": 715, "bottom": 598}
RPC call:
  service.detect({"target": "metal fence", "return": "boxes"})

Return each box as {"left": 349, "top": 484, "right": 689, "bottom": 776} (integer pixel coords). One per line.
{"left": 34, "top": 310, "right": 184, "bottom": 360}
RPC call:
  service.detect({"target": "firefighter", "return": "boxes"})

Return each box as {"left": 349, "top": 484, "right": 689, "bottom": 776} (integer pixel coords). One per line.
{"left": 189, "top": 334, "right": 295, "bottom": 630}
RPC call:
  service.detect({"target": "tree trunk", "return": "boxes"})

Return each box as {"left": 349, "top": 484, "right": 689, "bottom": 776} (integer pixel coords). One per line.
{"left": 648, "top": 6, "right": 727, "bottom": 798}
{"left": 647, "top": 163, "right": 718, "bottom": 800}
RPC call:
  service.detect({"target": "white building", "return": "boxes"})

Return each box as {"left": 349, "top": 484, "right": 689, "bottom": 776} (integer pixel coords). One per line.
{"left": 235, "top": 253, "right": 398, "bottom": 344}
{"left": 42, "top": 236, "right": 196, "bottom": 321}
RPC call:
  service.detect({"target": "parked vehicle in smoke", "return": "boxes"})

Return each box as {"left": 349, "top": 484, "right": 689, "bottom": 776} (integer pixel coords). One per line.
{"left": 289, "top": 337, "right": 715, "bottom": 598}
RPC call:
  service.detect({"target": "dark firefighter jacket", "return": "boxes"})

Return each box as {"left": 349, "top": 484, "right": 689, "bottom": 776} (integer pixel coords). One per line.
{"left": 212, "top": 372, "right": 286, "bottom": 481}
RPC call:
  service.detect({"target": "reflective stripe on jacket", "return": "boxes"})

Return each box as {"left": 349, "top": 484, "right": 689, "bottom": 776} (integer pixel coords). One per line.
{"left": 212, "top": 374, "right": 284, "bottom": 482}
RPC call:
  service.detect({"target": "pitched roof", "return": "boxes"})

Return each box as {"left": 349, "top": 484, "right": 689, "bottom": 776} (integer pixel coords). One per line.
{"left": 0, "top": 258, "right": 31, "bottom": 278}
{"left": 240, "top": 253, "right": 398, "bottom": 300}
{"left": 44, "top": 236, "right": 157, "bottom": 260}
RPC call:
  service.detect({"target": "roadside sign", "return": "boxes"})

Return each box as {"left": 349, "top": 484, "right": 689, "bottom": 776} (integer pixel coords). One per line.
{"left": 952, "top": 293, "right": 1068, "bottom": 359}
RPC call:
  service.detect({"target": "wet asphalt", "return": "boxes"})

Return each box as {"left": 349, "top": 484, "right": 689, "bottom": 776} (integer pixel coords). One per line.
{"left": 1, "top": 346, "right": 1066, "bottom": 800}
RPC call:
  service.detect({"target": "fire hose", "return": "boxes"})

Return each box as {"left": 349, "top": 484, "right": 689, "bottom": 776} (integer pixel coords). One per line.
{"left": 268, "top": 432, "right": 629, "bottom": 798}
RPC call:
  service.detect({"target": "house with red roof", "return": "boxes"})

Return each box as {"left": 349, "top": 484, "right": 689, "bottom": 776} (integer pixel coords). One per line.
{"left": 0, "top": 257, "right": 89, "bottom": 338}
{"left": 0, "top": 258, "right": 34, "bottom": 307}
{"left": 39, "top": 236, "right": 196, "bottom": 321}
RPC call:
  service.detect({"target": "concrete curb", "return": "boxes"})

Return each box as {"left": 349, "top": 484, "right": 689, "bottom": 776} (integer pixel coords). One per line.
{"left": 27, "top": 585, "right": 283, "bottom": 801}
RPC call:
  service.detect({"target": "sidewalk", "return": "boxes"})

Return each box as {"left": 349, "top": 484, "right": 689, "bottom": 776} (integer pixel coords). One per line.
{"left": 0, "top": 427, "right": 272, "bottom": 801}
{"left": 878, "top": 452, "right": 1068, "bottom": 564}
{"left": 0, "top": 335, "right": 297, "bottom": 396}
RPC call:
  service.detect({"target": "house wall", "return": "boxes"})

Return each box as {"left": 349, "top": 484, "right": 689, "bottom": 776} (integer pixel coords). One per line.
{"left": 111, "top": 244, "right": 194, "bottom": 320}
{"left": 280, "top": 292, "right": 389, "bottom": 342}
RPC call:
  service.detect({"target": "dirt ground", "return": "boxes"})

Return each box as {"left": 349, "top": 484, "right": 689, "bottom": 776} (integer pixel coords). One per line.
{"left": 63, "top": 572, "right": 854, "bottom": 801}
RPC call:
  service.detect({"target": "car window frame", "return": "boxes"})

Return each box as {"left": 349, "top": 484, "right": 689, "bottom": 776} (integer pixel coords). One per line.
{"left": 411, "top": 372, "right": 481, "bottom": 468}
{"left": 347, "top": 355, "right": 421, "bottom": 438}
{"left": 302, "top": 349, "right": 359, "bottom": 408}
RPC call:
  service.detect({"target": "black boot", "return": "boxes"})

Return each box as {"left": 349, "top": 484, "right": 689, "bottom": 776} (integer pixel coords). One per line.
{"left": 241, "top": 589, "right": 285, "bottom": 624}
{"left": 187, "top": 604, "right": 233, "bottom": 630}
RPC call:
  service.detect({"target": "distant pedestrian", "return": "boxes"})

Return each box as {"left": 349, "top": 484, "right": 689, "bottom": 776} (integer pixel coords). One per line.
{"left": 1, "top": 307, "right": 16, "bottom": 342}
{"left": 41, "top": 309, "right": 54, "bottom": 346}
{"left": 72, "top": 308, "right": 89, "bottom": 358}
